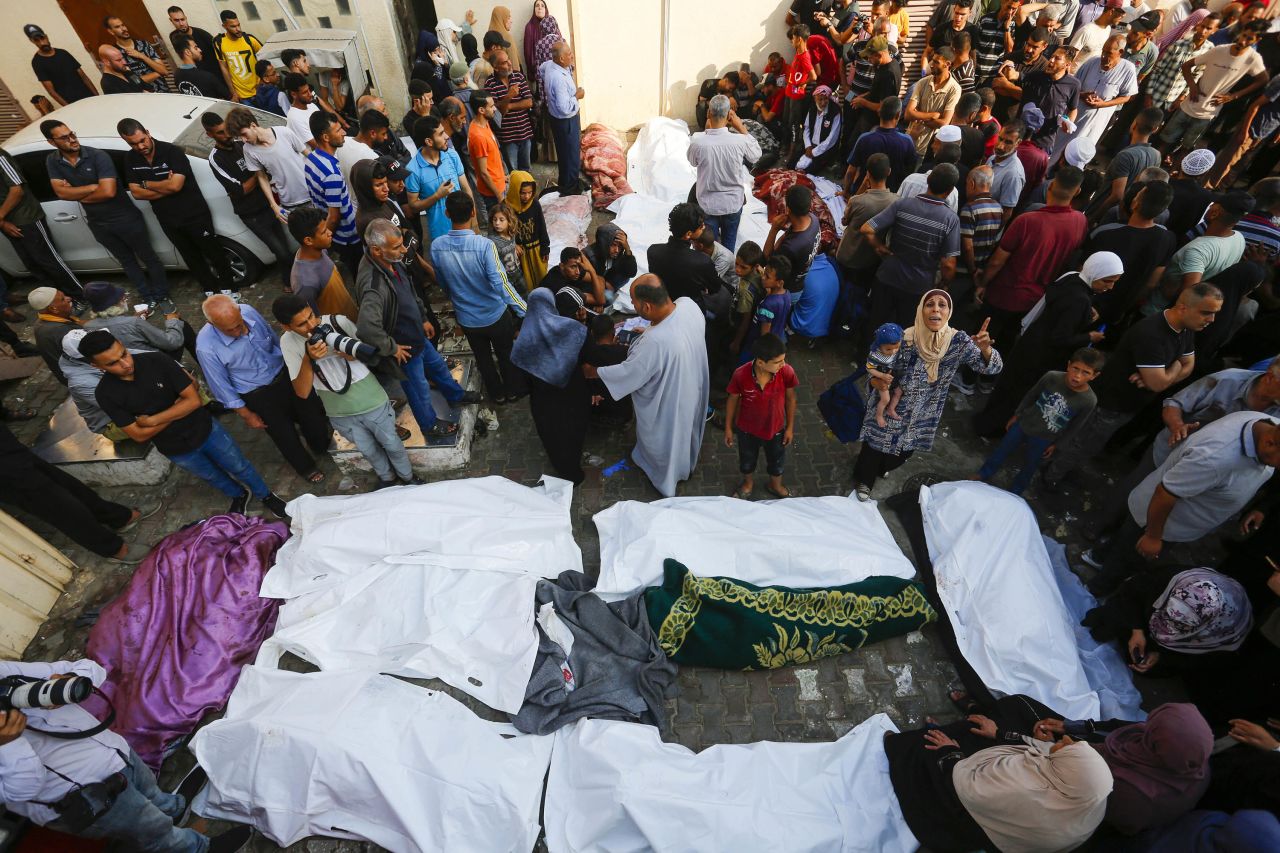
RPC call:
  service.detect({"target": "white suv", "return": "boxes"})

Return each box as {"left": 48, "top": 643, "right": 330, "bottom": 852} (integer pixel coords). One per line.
{"left": 0, "top": 93, "right": 285, "bottom": 287}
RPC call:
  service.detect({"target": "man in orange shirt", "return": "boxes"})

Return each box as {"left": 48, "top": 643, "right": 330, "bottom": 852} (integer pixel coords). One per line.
{"left": 467, "top": 92, "right": 507, "bottom": 222}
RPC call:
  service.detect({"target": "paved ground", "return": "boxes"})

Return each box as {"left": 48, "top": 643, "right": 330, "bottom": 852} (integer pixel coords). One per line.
{"left": 2, "top": 173, "right": 1210, "bottom": 851}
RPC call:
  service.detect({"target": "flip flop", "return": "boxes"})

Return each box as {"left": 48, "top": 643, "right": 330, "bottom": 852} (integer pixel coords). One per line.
{"left": 766, "top": 485, "right": 792, "bottom": 499}
{"left": 732, "top": 486, "right": 754, "bottom": 500}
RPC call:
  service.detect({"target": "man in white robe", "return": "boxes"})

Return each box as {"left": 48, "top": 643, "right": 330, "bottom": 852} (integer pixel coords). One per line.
{"left": 596, "top": 275, "right": 709, "bottom": 496}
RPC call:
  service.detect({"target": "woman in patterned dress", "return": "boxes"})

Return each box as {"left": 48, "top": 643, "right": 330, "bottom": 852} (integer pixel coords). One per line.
{"left": 853, "top": 289, "right": 1002, "bottom": 500}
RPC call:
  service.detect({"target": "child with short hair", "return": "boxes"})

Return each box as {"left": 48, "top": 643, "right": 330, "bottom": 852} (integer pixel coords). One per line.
{"left": 287, "top": 204, "right": 360, "bottom": 318}
{"left": 866, "top": 322, "right": 904, "bottom": 428}
{"left": 730, "top": 240, "right": 765, "bottom": 359}
{"left": 739, "top": 255, "right": 792, "bottom": 364}
{"left": 587, "top": 313, "right": 632, "bottom": 427}
{"left": 725, "top": 333, "right": 799, "bottom": 499}
{"left": 975, "top": 348, "right": 1104, "bottom": 495}
{"left": 486, "top": 202, "right": 529, "bottom": 297}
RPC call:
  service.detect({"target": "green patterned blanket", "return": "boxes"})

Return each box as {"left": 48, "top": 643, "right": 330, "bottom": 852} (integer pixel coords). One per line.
{"left": 643, "top": 559, "right": 936, "bottom": 670}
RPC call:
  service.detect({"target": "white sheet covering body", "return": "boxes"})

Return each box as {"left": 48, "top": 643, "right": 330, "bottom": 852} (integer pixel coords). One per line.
{"left": 263, "top": 475, "right": 581, "bottom": 599}
{"left": 191, "top": 667, "right": 552, "bottom": 852}
{"left": 257, "top": 476, "right": 581, "bottom": 713}
{"left": 544, "top": 714, "right": 917, "bottom": 853}
{"left": 592, "top": 495, "right": 916, "bottom": 599}
{"left": 919, "top": 481, "right": 1101, "bottom": 719}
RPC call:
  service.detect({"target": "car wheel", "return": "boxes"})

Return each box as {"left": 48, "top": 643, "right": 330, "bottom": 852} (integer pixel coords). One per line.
{"left": 219, "top": 237, "right": 264, "bottom": 288}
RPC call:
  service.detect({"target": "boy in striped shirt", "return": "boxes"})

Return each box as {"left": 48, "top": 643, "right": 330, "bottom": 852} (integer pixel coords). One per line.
{"left": 305, "top": 111, "right": 362, "bottom": 278}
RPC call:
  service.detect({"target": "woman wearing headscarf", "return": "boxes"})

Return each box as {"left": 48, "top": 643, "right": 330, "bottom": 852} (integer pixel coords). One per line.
{"left": 972, "top": 251, "right": 1121, "bottom": 438}
{"left": 884, "top": 717, "right": 1112, "bottom": 853}
{"left": 351, "top": 160, "right": 437, "bottom": 322}
{"left": 488, "top": 6, "right": 521, "bottom": 72}
{"left": 523, "top": 0, "right": 550, "bottom": 79}
{"left": 412, "top": 32, "right": 453, "bottom": 106}
{"left": 506, "top": 171, "right": 550, "bottom": 288}
{"left": 583, "top": 223, "right": 638, "bottom": 292}
{"left": 1083, "top": 566, "right": 1254, "bottom": 679}
{"left": 460, "top": 32, "right": 480, "bottom": 65}
{"left": 852, "top": 289, "right": 1001, "bottom": 501}
{"left": 510, "top": 287, "right": 592, "bottom": 484}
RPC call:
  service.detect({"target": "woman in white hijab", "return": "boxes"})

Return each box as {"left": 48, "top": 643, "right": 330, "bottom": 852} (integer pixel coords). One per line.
{"left": 972, "top": 251, "right": 1121, "bottom": 438}
{"left": 885, "top": 720, "right": 1113, "bottom": 853}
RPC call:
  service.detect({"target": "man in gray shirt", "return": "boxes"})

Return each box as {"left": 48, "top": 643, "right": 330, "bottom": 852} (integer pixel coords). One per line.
{"left": 1086, "top": 410, "right": 1280, "bottom": 596}
{"left": 687, "top": 95, "right": 762, "bottom": 253}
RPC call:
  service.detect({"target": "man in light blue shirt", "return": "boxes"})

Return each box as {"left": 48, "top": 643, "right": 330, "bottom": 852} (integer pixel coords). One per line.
{"left": 196, "top": 295, "right": 333, "bottom": 480}
{"left": 405, "top": 113, "right": 473, "bottom": 241}
{"left": 430, "top": 191, "right": 528, "bottom": 402}
{"left": 539, "top": 40, "right": 584, "bottom": 196}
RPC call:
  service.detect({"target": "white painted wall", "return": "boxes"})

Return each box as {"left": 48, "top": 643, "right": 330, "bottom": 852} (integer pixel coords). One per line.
{"left": 0, "top": 13, "right": 99, "bottom": 123}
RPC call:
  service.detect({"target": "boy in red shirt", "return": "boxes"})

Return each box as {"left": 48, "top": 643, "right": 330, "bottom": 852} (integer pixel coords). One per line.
{"left": 724, "top": 333, "right": 799, "bottom": 499}
{"left": 784, "top": 25, "right": 818, "bottom": 163}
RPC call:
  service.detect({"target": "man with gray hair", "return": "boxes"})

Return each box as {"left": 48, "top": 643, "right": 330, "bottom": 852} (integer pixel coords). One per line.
{"left": 196, "top": 294, "right": 333, "bottom": 480}
{"left": 540, "top": 40, "right": 585, "bottom": 195}
{"left": 687, "top": 94, "right": 762, "bottom": 252}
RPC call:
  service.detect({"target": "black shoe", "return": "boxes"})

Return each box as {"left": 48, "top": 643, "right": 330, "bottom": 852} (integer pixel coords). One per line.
{"left": 261, "top": 493, "right": 290, "bottom": 521}
{"left": 208, "top": 825, "right": 253, "bottom": 853}
{"left": 454, "top": 390, "right": 482, "bottom": 404}
{"left": 395, "top": 425, "right": 412, "bottom": 441}
{"left": 399, "top": 475, "right": 424, "bottom": 485}
{"left": 227, "top": 491, "right": 249, "bottom": 515}
{"left": 172, "top": 764, "right": 207, "bottom": 824}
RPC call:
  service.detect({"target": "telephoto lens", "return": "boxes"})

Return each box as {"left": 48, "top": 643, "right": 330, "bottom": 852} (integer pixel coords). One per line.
{"left": 0, "top": 675, "right": 94, "bottom": 710}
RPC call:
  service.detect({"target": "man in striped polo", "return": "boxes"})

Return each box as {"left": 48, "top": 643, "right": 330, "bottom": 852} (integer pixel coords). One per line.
{"left": 305, "top": 111, "right": 362, "bottom": 277}
{"left": 484, "top": 50, "right": 535, "bottom": 172}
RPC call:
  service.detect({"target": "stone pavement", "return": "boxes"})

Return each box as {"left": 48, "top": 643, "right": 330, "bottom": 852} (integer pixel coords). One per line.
{"left": 2, "top": 192, "right": 1205, "bottom": 851}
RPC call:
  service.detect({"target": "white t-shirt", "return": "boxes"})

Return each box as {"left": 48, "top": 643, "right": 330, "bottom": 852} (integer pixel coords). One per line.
{"left": 280, "top": 315, "right": 374, "bottom": 392}
{"left": 1068, "top": 23, "right": 1111, "bottom": 67}
{"left": 1182, "top": 44, "right": 1267, "bottom": 119}
{"left": 242, "top": 126, "right": 310, "bottom": 206}
{"left": 334, "top": 138, "right": 379, "bottom": 186}
{"left": 287, "top": 103, "right": 320, "bottom": 144}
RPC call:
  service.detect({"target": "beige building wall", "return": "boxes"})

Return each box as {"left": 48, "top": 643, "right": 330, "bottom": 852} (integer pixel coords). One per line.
{"left": 0, "top": 13, "right": 99, "bottom": 123}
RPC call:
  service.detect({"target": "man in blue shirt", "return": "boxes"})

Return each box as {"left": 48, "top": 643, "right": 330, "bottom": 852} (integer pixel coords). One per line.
{"left": 305, "top": 111, "right": 363, "bottom": 277}
{"left": 196, "top": 295, "right": 332, "bottom": 481}
{"left": 539, "top": 40, "right": 585, "bottom": 195}
{"left": 843, "top": 97, "right": 918, "bottom": 193}
{"left": 431, "top": 191, "right": 528, "bottom": 403}
{"left": 405, "top": 114, "right": 472, "bottom": 242}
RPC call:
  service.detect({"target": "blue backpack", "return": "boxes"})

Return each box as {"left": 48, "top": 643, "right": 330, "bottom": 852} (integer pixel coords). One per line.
{"left": 817, "top": 365, "right": 868, "bottom": 444}
{"left": 248, "top": 84, "right": 285, "bottom": 116}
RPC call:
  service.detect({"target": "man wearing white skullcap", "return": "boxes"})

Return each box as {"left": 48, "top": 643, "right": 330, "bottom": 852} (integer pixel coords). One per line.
{"left": 1064, "top": 136, "right": 1096, "bottom": 168}
{"left": 1180, "top": 148, "right": 1216, "bottom": 178}
{"left": 30, "top": 287, "right": 79, "bottom": 383}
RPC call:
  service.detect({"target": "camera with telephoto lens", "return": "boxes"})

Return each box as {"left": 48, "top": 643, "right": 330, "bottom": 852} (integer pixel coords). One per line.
{"left": 0, "top": 674, "right": 93, "bottom": 711}
{"left": 308, "top": 323, "right": 376, "bottom": 360}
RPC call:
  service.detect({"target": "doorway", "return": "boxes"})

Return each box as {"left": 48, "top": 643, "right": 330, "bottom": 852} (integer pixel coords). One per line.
{"left": 56, "top": 0, "right": 175, "bottom": 81}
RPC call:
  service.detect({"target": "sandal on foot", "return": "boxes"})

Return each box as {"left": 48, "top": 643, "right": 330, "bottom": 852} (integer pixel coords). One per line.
{"left": 425, "top": 422, "right": 459, "bottom": 438}
{"left": 732, "top": 485, "right": 754, "bottom": 500}
{"left": 304, "top": 470, "right": 325, "bottom": 484}
{"left": 766, "top": 484, "right": 792, "bottom": 499}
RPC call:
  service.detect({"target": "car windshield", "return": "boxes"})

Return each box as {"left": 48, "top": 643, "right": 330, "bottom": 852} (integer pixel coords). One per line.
{"left": 173, "top": 103, "right": 286, "bottom": 160}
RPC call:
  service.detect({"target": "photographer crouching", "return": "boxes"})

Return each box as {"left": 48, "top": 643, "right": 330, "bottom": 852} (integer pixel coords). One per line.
{"left": 0, "top": 659, "right": 250, "bottom": 852}
{"left": 272, "top": 294, "right": 421, "bottom": 489}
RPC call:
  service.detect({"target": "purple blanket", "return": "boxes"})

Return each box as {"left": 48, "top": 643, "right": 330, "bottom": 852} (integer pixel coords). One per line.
{"left": 86, "top": 514, "right": 289, "bottom": 768}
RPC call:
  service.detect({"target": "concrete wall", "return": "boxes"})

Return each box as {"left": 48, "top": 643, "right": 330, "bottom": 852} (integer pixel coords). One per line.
{"left": 432, "top": 0, "right": 793, "bottom": 131}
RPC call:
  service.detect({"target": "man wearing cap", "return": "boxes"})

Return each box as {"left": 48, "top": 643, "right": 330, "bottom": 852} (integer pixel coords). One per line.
{"left": 0, "top": 148, "right": 84, "bottom": 300}
{"left": 29, "top": 287, "right": 79, "bottom": 383}
{"left": 27, "top": 24, "right": 97, "bottom": 105}
{"left": 482, "top": 30, "right": 510, "bottom": 65}
{"left": 906, "top": 48, "right": 963, "bottom": 156}
{"left": 43, "top": 118, "right": 172, "bottom": 307}
{"left": 119, "top": 118, "right": 236, "bottom": 297}
{"left": 82, "top": 281, "right": 194, "bottom": 363}
{"left": 542, "top": 41, "right": 586, "bottom": 196}
{"left": 1057, "top": 34, "right": 1138, "bottom": 158}
{"left": 1067, "top": 0, "right": 1126, "bottom": 66}
{"left": 1166, "top": 152, "right": 1217, "bottom": 240}
{"left": 688, "top": 95, "right": 761, "bottom": 253}
{"left": 1159, "top": 20, "right": 1269, "bottom": 161}
{"left": 483, "top": 50, "right": 535, "bottom": 173}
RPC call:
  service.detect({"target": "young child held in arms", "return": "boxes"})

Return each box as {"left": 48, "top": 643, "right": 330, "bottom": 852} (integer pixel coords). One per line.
{"left": 866, "top": 322, "right": 903, "bottom": 428}
{"left": 974, "top": 347, "right": 1104, "bottom": 495}
{"left": 738, "top": 255, "right": 792, "bottom": 364}
{"left": 725, "top": 333, "right": 799, "bottom": 499}
{"left": 486, "top": 202, "right": 529, "bottom": 297}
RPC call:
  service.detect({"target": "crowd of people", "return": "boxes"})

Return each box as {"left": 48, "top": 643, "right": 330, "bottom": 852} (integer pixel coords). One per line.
{"left": 0, "top": 0, "right": 1278, "bottom": 851}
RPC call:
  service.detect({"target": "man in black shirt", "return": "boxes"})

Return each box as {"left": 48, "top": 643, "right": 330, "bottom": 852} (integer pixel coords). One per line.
{"left": 26, "top": 25, "right": 97, "bottom": 105}
{"left": 172, "top": 33, "right": 230, "bottom": 99}
{"left": 926, "top": 0, "right": 982, "bottom": 62}
{"left": 646, "top": 202, "right": 724, "bottom": 309}
{"left": 1041, "top": 283, "right": 1222, "bottom": 488}
{"left": 200, "top": 111, "right": 294, "bottom": 284}
{"left": 104, "top": 14, "right": 169, "bottom": 93}
{"left": 168, "top": 5, "right": 234, "bottom": 93}
{"left": 98, "top": 44, "right": 149, "bottom": 95}
{"left": 1088, "top": 181, "right": 1177, "bottom": 326}
{"left": 991, "top": 29, "right": 1050, "bottom": 120}
{"left": 1018, "top": 46, "right": 1078, "bottom": 154}
{"left": 83, "top": 331, "right": 288, "bottom": 518}
{"left": 538, "top": 247, "right": 607, "bottom": 307}
{"left": 118, "top": 118, "right": 236, "bottom": 294}
{"left": 43, "top": 119, "right": 171, "bottom": 305}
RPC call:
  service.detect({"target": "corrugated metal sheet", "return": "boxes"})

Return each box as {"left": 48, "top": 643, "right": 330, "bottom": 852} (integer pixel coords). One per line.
{"left": 0, "top": 78, "right": 32, "bottom": 145}
{"left": 0, "top": 510, "right": 74, "bottom": 660}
